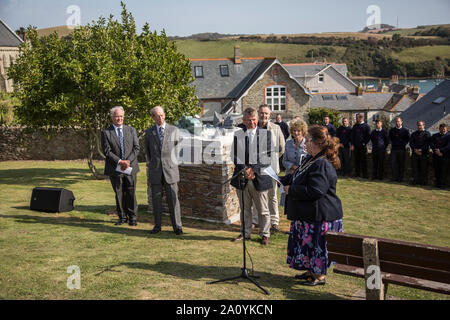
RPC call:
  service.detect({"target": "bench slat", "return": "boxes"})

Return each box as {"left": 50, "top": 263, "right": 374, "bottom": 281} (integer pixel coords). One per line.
{"left": 333, "top": 264, "right": 450, "bottom": 295}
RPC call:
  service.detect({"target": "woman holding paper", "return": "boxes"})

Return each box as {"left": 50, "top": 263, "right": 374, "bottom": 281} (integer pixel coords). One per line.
{"left": 280, "top": 125, "right": 343, "bottom": 286}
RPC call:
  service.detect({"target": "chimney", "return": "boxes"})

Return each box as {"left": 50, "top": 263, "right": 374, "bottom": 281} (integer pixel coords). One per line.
{"left": 356, "top": 83, "right": 363, "bottom": 96}
{"left": 234, "top": 45, "right": 241, "bottom": 64}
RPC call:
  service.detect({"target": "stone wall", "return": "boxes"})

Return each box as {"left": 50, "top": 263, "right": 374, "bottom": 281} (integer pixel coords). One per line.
{"left": 0, "top": 126, "right": 103, "bottom": 161}
{"left": 241, "top": 63, "right": 310, "bottom": 122}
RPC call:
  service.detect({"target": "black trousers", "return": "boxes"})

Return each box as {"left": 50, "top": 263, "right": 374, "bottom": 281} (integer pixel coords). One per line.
{"left": 411, "top": 153, "right": 429, "bottom": 185}
{"left": 372, "top": 150, "right": 386, "bottom": 180}
{"left": 110, "top": 174, "right": 138, "bottom": 222}
{"left": 391, "top": 149, "right": 406, "bottom": 182}
{"left": 353, "top": 146, "right": 368, "bottom": 178}
{"left": 338, "top": 147, "right": 352, "bottom": 176}
{"left": 433, "top": 155, "right": 449, "bottom": 188}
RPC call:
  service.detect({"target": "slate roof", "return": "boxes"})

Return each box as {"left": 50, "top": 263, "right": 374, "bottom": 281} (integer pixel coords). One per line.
{"left": 0, "top": 19, "right": 23, "bottom": 47}
{"left": 191, "top": 58, "right": 268, "bottom": 99}
{"left": 284, "top": 63, "right": 348, "bottom": 78}
{"left": 400, "top": 80, "right": 450, "bottom": 130}
{"left": 311, "top": 92, "right": 401, "bottom": 111}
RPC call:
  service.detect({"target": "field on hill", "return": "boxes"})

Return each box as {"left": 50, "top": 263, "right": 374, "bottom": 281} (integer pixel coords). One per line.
{"left": 391, "top": 45, "right": 450, "bottom": 63}
{"left": 0, "top": 160, "right": 448, "bottom": 300}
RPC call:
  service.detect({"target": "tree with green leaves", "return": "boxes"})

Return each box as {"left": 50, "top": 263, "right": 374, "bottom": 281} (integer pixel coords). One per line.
{"left": 309, "top": 107, "right": 341, "bottom": 128}
{"left": 8, "top": 2, "right": 199, "bottom": 178}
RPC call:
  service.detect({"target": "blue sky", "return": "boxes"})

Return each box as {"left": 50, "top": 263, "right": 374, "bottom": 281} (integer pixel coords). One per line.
{"left": 1, "top": 0, "right": 449, "bottom": 36}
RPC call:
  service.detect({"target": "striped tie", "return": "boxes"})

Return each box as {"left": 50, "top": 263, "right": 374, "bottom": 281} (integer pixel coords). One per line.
{"left": 118, "top": 127, "right": 124, "bottom": 159}
{"left": 159, "top": 126, "right": 165, "bottom": 146}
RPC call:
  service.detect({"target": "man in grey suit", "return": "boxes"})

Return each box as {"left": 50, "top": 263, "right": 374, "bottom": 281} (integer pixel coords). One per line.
{"left": 145, "top": 106, "right": 183, "bottom": 235}
{"left": 101, "top": 106, "right": 140, "bottom": 226}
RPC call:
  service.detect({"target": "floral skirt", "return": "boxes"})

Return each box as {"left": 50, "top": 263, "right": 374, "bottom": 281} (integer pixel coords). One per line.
{"left": 287, "top": 219, "right": 344, "bottom": 275}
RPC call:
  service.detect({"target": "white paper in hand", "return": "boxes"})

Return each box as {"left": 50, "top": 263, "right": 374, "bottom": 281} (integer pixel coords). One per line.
{"left": 116, "top": 164, "right": 133, "bottom": 175}
{"left": 262, "top": 166, "right": 284, "bottom": 190}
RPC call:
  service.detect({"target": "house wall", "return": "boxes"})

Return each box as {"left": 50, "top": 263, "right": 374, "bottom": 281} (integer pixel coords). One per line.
{"left": 304, "top": 67, "right": 356, "bottom": 94}
{"left": 0, "top": 47, "right": 19, "bottom": 93}
{"left": 240, "top": 64, "right": 310, "bottom": 122}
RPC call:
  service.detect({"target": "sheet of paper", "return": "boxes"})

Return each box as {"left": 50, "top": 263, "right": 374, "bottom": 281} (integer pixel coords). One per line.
{"left": 116, "top": 164, "right": 133, "bottom": 175}
{"left": 262, "top": 166, "right": 284, "bottom": 192}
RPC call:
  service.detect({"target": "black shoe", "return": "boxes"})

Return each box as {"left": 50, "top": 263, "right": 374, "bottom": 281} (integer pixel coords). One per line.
{"left": 174, "top": 228, "right": 183, "bottom": 235}
{"left": 129, "top": 221, "right": 137, "bottom": 226}
{"left": 294, "top": 272, "right": 312, "bottom": 280}
{"left": 301, "top": 277, "right": 326, "bottom": 286}
{"left": 150, "top": 228, "right": 161, "bottom": 234}
{"left": 115, "top": 219, "right": 127, "bottom": 225}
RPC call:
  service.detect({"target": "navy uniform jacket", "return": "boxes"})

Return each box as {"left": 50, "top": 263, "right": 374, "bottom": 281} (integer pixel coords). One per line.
{"left": 323, "top": 123, "right": 337, "bottom": 137}
{"left": 231, "top": 126, "right": 273, "bottom": 191}
{"left": 370, "top": 129, "right": 389, "bottom": 152}
{"left": 409, "top": 130, "right": 431, "bottom": 155}
{"left": 275, "top": 121, "right": 290, "bottom": 141}
{"left": 351, "top": 122, "right": 371, "bottom": 147}
{"left": 280, "top": 155, "right": 343, "bottom": 223}
{"left": 336, "top": 125, "right": 352, "bottom": 148}
{"left": 389, "top": 127, "right": 410, "bottom": 151}
{"left": 430, "top": 132, "right": 450, "bottom": 158}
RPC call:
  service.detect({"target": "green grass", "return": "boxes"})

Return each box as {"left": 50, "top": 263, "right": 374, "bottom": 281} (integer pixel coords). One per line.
{"left": 391, "top": 45, "right": 450, "bottom": 63}
{"left": 175, "top": 40, "right": 346, "bottom": 63}
{"left": 0, "top": 160, "right": 449, "bottom": 300}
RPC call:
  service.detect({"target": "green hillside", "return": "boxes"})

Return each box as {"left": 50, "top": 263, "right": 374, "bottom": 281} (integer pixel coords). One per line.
{"left": 392, "top": 45, "right": 450, "bottom": 63}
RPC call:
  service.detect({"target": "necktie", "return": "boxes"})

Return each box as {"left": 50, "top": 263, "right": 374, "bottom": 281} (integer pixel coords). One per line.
{"left": 118, "top": 127, "right": 124, "bottom": 159}
{"left": 159, "top": 126, "right": 165, "bottom": 146}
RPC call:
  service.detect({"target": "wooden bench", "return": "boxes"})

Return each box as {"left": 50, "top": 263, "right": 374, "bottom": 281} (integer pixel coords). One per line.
{"left": 326, "top": 232, "right": 450, "bottom": 299}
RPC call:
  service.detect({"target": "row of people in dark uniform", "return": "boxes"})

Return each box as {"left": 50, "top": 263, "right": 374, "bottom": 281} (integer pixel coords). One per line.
{"left": 322, "top": 115, "right": 450, "bottom": 189}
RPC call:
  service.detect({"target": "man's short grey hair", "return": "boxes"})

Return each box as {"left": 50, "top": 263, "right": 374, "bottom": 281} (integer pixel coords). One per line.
{"left": 110, "top": 106, "right": 124, "bottom": 117}
{"left": 151, "top": 106, "right": 165, "bottom": 116}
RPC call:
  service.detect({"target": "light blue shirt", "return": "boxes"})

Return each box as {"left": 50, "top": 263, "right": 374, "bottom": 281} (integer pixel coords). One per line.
{"left": 282, "top": 138, "right": 307, "bottom": 172}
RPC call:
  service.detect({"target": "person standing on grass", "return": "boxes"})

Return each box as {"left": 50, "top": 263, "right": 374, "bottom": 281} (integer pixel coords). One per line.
{"left": 430, "top": 123, "right": 450, "bottom": 189}
{"left": 389, "top": 117, "right": 410, "bottom": 183}
{"left": 280, "top": 125, "right": 344, "bottom": 286}
{"left": 336, "top": 117, "right": 352, "bottom": 177}
{"left": 409, "top": 121, "right": 431, "bottom": 186}
{"left": 322, "top": 115, "right": 336, "bottom": 137}
{"left": 101, "top": 106, "right": 140, "bottom": 227}
{"left": 351, "top": 113, "right": 371, "bottom": 179}
{"left": 370, "top": 119, "right": 389, "bottom": 180}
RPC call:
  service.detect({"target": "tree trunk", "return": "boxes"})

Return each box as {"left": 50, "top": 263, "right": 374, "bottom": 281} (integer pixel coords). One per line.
{"left": 87, "top": 129, "right": 107, "bottom": 180}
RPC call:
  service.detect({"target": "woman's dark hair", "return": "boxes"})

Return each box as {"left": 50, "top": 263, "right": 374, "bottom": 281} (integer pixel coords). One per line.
{"left": 308, "top": 125, "right": 341, "bottom": 169}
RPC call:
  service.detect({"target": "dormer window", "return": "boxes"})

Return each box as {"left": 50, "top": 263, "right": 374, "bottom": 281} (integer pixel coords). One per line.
{"left": 194, "top": 66, "right": 203, "bottom": 78}
{"left": 318, "top": 74, "right": 324, "bottom": 83}
{"left": 220, "top": 65, "right": 229, "bottom": 77}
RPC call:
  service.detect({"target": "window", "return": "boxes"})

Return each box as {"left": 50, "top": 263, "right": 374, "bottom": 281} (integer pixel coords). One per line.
{"left": 336, "top": 95, "right": 348, "bottom": 101}
{"left": 266, "top": 85, "right": 286, "bottom": 111}
{"left": 220, "top": 65, "right": 229, "bottom": 77}
{"left": 318, "top": 74, "right": 324, "bottom": 83}
{"left": 194, "top": 66, "right": 203, "bottom": 78}
{"left": 433, "top": 97, "right": 446, "bottom": 104}
{"left": 322, "top": 95, "right": 335, "bottom": 101}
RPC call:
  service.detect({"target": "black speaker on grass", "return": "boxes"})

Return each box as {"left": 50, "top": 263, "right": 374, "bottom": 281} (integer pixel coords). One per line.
{"left": 30, "top": 187, "right": 75, "bottom": 213}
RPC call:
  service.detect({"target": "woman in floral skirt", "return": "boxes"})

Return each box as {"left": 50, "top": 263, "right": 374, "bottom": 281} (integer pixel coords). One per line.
{"left": 280, "top": 125, "right": 344, "bottom": 286}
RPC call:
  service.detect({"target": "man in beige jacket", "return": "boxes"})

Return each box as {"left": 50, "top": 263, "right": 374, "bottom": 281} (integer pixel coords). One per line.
{"left": 251, "top": 104, "right": 285, "bottom": 232}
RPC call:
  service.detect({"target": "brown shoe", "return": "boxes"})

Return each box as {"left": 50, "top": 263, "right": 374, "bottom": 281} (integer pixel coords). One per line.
{"left": 261, "top": 236, "right": 270, "bottom": 245}
{"left": 271, "top": 224, "right": 279, "bottom": 233}
{"left": 232, "top": 234, "right": 250, "bottom": 242}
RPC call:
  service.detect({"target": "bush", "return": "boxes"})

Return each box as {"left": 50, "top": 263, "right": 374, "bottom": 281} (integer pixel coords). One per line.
{"left": 309, "top": 107, "right": 341, "bottom": 128}
{"left": 0, "top": 93, "right": 18, "bottom": 126}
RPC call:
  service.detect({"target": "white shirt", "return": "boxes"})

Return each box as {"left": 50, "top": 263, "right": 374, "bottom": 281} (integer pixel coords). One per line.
{"left": 113, "top": 124, "right": 124, "bottom": 139}
{"left": 247, "top": 128, "right": 256, "bottom": 144}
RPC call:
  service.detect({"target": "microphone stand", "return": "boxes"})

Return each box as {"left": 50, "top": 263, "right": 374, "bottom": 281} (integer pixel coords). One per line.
{"left": 207, "top": 168, "right": 270, "bottom": 295}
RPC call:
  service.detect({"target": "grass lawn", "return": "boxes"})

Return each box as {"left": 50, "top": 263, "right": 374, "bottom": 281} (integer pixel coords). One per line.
{"left": 0, "top": 160, "right": 448, "bottom": 300}
{"left": 391, "top": 45, "right": 450, "bottom": 63}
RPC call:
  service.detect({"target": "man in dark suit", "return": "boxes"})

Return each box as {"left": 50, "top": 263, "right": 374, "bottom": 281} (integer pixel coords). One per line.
{"left": 370, "top": 119, "right": 389, "bottom": 180}
{"left": 336, "top": 117, "right": 352, "bottom": 176}
{"left": 430, "top": 123, "right": 449, "bottom": 189}
{"left": 145, "top": 106, "right": 183, "bottom": 235}
{"left": 389, "top": 117, "right": 410, "bottom": 183}
{"left": 351, "top": 113, "right": 371, "bottom": 178}
{"left": 231, "top": 107, "right": 273, "bottom": 245}
{"left": 322, "top": 115, "right": 336, "bottom": 137}
{"left": 101, "top": 106, "right": 140, "bottom": 226}
{"left": 409, "top": 120, "right": 431, "bottom": 185}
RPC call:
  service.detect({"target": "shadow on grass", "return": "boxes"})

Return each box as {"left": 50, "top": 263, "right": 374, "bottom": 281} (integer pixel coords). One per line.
{"left": 0, "top": 168, "right": 97, "bottom": 187}
{"left": 0, "top": 214, "right": 231, "bottom": 242}
{"left": 98, "top": 261, "right": 344, "bottom": 300}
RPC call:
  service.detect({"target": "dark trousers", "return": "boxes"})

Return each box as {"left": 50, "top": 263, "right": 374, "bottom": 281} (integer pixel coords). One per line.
{"left": 391, "top": 149, "right": 406, "bottom": 182}
{"left": 150, "top": 175, "right": 182, "bottom": 231}
{"left": 372, "top": 150, "right": 386, "bottom": 180}
{"left": 411, "top": 153, "right": 429, "bottom": 185}
{"left": 110, "top": 174, "right": 138, "bottom": 222}
{"left": 338, "top": 147, "right": 352, "bottom": 176}
{"left": 433, "top": 155, "right": 449, "bottom": 188}
{"left": 353, "top": 146, "right": 368, "bottom": 178}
